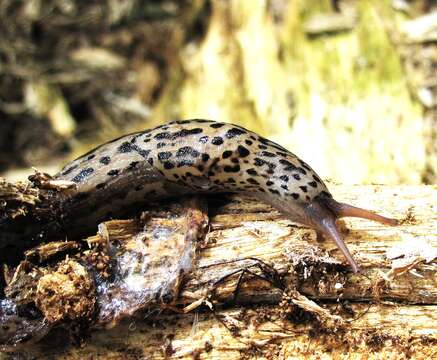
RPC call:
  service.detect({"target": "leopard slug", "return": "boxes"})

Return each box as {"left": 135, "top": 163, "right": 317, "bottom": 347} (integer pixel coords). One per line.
{"left": 55, "top": 119, "right": 398, "bottom": 273}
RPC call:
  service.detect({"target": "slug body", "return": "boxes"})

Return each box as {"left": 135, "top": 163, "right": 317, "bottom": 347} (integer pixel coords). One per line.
{"left": 55, "top": 119, "right": 397, "bottom": 273}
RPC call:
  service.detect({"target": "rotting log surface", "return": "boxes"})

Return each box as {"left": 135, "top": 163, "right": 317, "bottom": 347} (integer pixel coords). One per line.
{"left": 1, "top": 184, "right": 436, "bottom": 359}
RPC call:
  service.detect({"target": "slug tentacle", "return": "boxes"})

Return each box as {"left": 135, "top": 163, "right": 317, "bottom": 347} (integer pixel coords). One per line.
{"left": 305, "top": 198, "right": 361, "bottom": 273}
{"left": 320, "top": 217, "right": 360, "bottom": 274}
{"left": 306, "top": 194, "right": 398, "bottom": 273}
{"left": 326, "top": 200, "right": 398, "bottom": 226}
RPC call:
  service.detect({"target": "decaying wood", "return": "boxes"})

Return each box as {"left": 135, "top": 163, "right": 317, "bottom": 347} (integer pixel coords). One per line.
{"left": 24, "top": 303, "right": 436, "bottom": 359}
{"left": 1, "top": 184, "right": 435, "bottom": 359}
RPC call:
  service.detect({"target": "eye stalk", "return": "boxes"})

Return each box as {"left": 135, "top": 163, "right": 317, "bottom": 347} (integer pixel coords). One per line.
{"left": 305, "top": 193, "right": 398, "bottom": 273}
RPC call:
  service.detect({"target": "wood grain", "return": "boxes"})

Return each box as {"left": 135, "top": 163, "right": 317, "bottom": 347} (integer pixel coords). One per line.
{"left": 1, "top": 185, "right": 436, "bottom": 359}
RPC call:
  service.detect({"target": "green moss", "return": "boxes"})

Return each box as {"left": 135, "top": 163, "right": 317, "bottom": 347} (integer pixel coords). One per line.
{"left": 354, "top": 1, "right": 404, "bottom": 93}
{"left": 282, "top": 0, "right": 418, "bottom": 113}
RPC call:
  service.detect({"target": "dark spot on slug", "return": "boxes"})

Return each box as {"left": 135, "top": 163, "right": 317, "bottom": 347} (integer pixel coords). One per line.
{"left": 290, "top": 193, "right": 299, "bottom": 200}
{"left": 138, "top": 149, "right": 150, "bottom": 158}
{"left": 148, "top": 158, "right": 154, "bottom": 166}
{"left": 222, "top": 150, "right": 233, "bottom": 159}
{"left": 313, "top": 174, "right": 322, "bottom": 183}
{"left": 226, "top": 128, "right": 246, "bottom": 138}
{"left": 266, "top": 181, "right": 274, "bottom": 186}
{"left": 254, "top": 158, "right": 266, "bottom": 167}
{"left": 280, "top": 159, "right": 297, "bottom": 172}
{"left": 258, "top": 144, "right": 268, "bottom": 150}
{"left": 118, "top": 142, "right": 133, "bottom": 153}
{"left": 87, "top": 154, "right": 95, "bottom": 160}
{"left": 158, "top": 152, "right": 172, "bottom": 161}
{"left": 281, "top": 184, "right": 288, "bottom": 190}
{"left": 293, "top": 173, "right": 301, "bottom": 181}
{"left": 247, "top": 168, "right": 258, "bottom": 176}
{"left": 300, "top": 161, "right": 312, "bottom": 171}
{"left": 210, "top": 123, "right": 225, "bottom": 129}
{"left": 308, "top": 181, "right": 318, "bottom": 188}
{"left": 224, "top": 164, "right": 241, "bottom": 173}
{"left": 157, "top": 142, "right": 167, "bottom": 149}
{"left": 72, "top": 167, "right": 94, "bottom": 183}
{"left": 154, "top": 132, "right": 171, "bottom": 140}
{"left": 237, "top": 145, "right": 250, "bottom": 157}
{"left": 245, "top": 139, "right": 253, "bottom": 146}
{"left": 197, "top": 164, "right": 204, "bottom": 172}
{"left": 247, "top": 178, "right": 259, "bottom": 185}
{"left": 107, "top": 169, "right": 119, "bottom": 176}
{"left": 182, "top": 128, "right": 203, "bottom": 136}
{"left": 201, "top": 153, "right": 210, "bottom": 162}
{"left": 299, "top": 186, "right": 308, "bottom": 192}
{"left": 164, "top": 161, "right": 175, "bottom": 170}
{"left": 199, "top": 136, "right": 209, "bottom": 144}
{"left": 176, "top": 146, "right": 200, "bottom": 158}
{"left": 96, "top": 182, "right": 106, "bottom": 189}
{"left": 61, "top": 164, "right": 78, "bottom": 176}
{"left": 154, "top": 128, "right": 203, "bottom": 141}
{"left": 279, "top": 175, "right": 289, "bottom": 182}
{"left": 269, "top": 189, "right": 280, "bottom": 195}
{"left": 177, "top": 159, "right": 194, "bottom": 167}
{"left": 212, "top": 137, "right": 224, "bottom": 145}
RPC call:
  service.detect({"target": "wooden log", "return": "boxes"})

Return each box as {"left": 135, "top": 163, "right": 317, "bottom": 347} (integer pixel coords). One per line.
{"left": 28, "top": 303, "right": 436, "bottom": 359}
{"left": 1, "top": 184, "right": 435, "bottom": 359}
{"left": 180, "top": 184, "right": 437, "bottom": 305}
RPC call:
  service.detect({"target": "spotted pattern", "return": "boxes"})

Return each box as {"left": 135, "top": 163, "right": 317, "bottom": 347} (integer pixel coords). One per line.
{"left": 55, "top": 119, "right": 329, "bottom": 220}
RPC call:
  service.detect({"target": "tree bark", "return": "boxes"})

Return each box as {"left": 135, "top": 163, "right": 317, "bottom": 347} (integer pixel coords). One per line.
{"left": 1, "top": 184, "right": 435, "bottom": 359}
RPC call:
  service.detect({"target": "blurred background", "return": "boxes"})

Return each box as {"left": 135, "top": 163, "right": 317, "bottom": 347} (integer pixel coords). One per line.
{"left": 0, "top": 0, "right": 435, "bottom": 185}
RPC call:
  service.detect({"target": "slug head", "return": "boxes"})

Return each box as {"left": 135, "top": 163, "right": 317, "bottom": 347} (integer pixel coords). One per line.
{"left": 304, "top": 192, "right": 398, "bottom": 273}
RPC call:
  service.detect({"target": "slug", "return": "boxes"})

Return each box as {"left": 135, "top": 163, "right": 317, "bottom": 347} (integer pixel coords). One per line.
{"left": 55, "top": 119, "right": 398, "bottom": 273}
